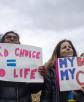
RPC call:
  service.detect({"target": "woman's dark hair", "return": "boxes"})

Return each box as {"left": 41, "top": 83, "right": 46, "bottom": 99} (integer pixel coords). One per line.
{"left": 1, "top": 31, "right": 20, "bottom": 43}
{"left": 46, "top": 39, "right": 77, "bottom": 67}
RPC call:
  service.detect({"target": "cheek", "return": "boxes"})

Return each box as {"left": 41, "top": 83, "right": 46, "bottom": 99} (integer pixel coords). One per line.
{"left": 4, "top": 39, "right": 11, "bottom": 43}
{"left": 70, "top": 49, "right": 74, "bottom": 53}
{"left": 60, "top": 49, "right": 65, "bottom": 56}
{"left": 4, "top": 39, "right": 8, "bottom": 42}
{"left": 60, "top": 49, "right": 65, "bottom": 53}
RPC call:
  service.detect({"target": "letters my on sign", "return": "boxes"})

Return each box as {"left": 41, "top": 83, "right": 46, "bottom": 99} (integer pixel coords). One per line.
{"left": 56, "top": 57, "right": 84, "bottom": 91}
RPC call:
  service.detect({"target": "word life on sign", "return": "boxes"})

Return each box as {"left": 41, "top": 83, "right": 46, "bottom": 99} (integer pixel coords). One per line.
{"left": 0, "top": 43, "right": 43, "bottom": 83}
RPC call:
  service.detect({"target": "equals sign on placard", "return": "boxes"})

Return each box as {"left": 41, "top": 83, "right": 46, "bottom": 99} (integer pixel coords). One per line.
{"left": 7, "top": 59, "right": 16, "bottom": 67}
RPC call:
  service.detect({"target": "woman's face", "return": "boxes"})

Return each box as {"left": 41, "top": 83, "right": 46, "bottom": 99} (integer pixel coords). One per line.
{"left": 4, "top": 33, "right": 19, "bottom": 44}
{"left": 60, "top": 41, "right": 74, "bottom": 57}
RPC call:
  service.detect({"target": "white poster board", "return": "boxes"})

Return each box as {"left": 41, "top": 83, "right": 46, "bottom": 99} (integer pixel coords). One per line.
{"left": 0, "top": 43, "right": 43, "bottom": 83}
{"left": 57, "top": 57, "right": 84, "bottom": 91}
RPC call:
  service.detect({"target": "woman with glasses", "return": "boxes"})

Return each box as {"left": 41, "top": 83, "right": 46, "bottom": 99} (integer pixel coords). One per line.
{"left": 0, "top": 31, "right": 43, "bottom": 102}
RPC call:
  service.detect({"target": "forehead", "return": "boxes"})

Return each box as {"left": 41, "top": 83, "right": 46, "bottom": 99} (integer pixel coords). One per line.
{"left": 61, "top": 41, "right": 71, "bottom": 47}
{"left": 5, "top": 33, "right": 17, "bottom": 37}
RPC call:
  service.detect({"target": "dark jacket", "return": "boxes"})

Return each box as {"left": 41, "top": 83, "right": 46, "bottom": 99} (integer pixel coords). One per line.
{"left": 40, "top": 65, "right": 67, "bottom": 102}
{"left": 0, "top": 81, "right": 43, "bottom": 102}
{"left": 40, "top": 65, "right": 84, "bottom": 102}
{"left": 74, "top": 90, "right": 84, "bottom": 102}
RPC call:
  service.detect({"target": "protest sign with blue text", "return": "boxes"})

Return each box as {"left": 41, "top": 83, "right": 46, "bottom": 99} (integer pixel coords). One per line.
{"left": 57, "top": 57, "right": 84, "bottom": 91}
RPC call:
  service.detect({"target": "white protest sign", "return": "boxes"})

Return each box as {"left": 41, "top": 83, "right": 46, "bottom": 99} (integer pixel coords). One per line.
{"left": 57, "top": 57, "right": 84, "bottom": 91}
{"left": 0, "top": 43, "right": 43, "bottom": 83}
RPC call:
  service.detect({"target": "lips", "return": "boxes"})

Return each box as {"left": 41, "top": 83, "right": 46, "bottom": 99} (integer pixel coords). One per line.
{"left": 66, "top": 52, "right": 73, "bottom": 56}
{"left": 61, "top": 52, "right": 73, "bottom": 57}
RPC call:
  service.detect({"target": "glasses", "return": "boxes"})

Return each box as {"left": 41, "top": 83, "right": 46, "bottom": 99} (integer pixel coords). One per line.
{"left": 5, "top": 35, "right": 19, "bottom": 41}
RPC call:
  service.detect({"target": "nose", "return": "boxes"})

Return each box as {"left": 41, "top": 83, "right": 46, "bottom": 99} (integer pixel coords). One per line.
{"left": 11, "top": 37, "right": 14, "bottom": 41}
{"left": 66, "top": 48, "right": 70, "bottom": 51}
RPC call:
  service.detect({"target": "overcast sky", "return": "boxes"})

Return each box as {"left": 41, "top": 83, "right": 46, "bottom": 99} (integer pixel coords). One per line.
{"left": 0, "top": 0, "right": 84, "bottom": 63}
